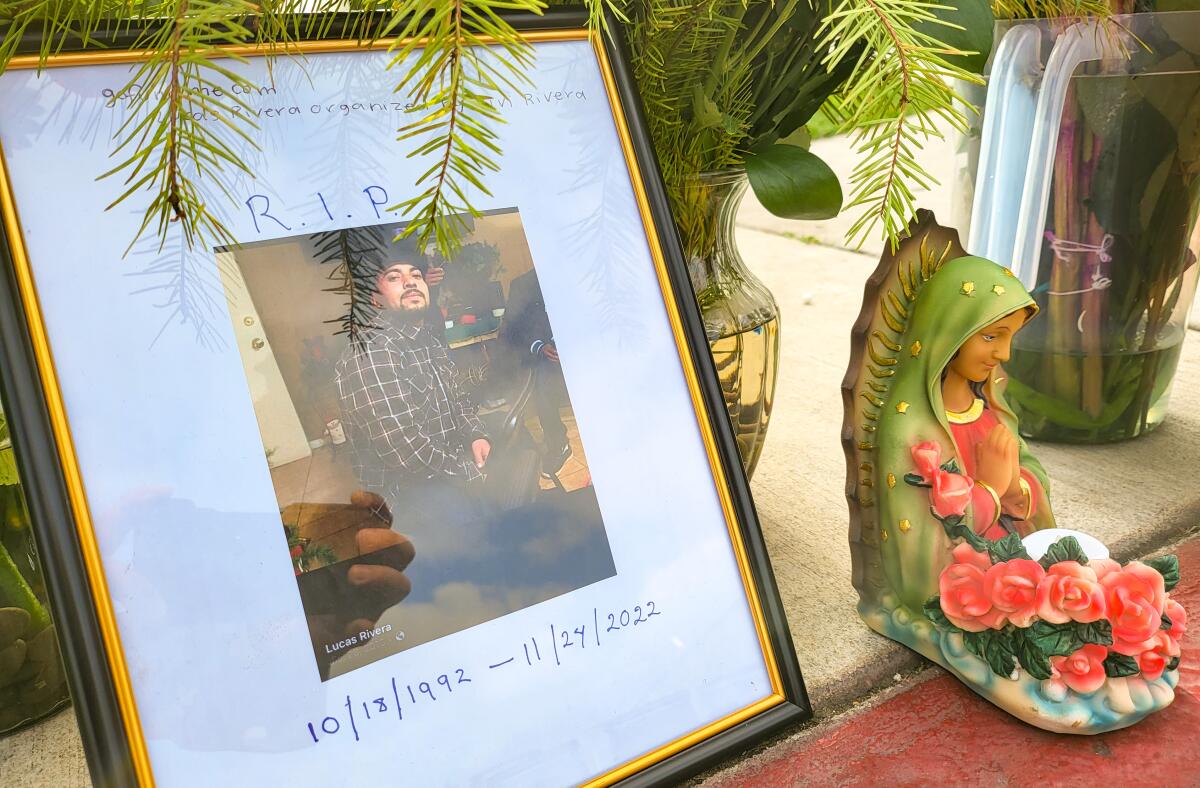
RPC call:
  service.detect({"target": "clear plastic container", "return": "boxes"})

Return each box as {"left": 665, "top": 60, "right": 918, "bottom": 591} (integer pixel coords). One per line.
{"left": 968, "top": 12, "right": 1200, "bottom": 442}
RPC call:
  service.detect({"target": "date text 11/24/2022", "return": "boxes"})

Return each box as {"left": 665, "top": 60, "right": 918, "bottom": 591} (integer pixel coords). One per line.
{"left": 305, "top": 600, "right": 661, "bottom": 745}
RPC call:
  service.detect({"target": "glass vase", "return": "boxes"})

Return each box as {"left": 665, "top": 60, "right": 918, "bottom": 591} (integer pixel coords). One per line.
{"left": 0, "top": 428, "right": 69, "bottom": 736}
{"left": 682, "top": 171, "right": 780, "bottom": 477}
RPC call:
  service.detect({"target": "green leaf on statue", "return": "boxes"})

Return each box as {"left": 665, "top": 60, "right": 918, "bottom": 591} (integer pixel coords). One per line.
{"left": 903, "top": 472, "right": 930, "bottom": 488}
{"left": 923, "top": 595, "right": 952, "bottom": 629}
{"left": 1162, "top": 613, "right": 1173, "bottom": 630}
{"left": 987, "top": 533, "right": 1031, "bottom": 564}
{"left": 940, "top": 458, "right": 961, "bottom": 474}
{"left": 1038, "top": 536, "right": 1089, "bottom": 569}
{"left": 1167, "top": 656, "right": 1181, "bottom": 672}
{"left": 1075, "top": 619, "right": 1114, "bottom": 647}
{"left": 1144, "top": 555, "right": 1180, "bottom": 592}
{"left": 913, "top": 0, "right": 994, "bottom": 74}
{"left": 1104, "top": 652, "right": 1141, "bottom": 678}
{"left": 963, "top": 629, "right": 1017, "bottom": 678}
{"left": 1027, "top": 620, "right": 1083, "bottom": 657}
{"left": 745, "top": 144, "right": 842, "bottom": 220}
{"left": 939, "top": 515, "right": 990, "bottom": 554}
{"left": 1013, "top": 629, "right": 1054, "bottom": 681}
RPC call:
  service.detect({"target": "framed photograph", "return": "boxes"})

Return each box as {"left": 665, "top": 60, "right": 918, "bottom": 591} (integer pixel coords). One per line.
{"left": 0, "top": 10, "right": 809, "bottom": 786}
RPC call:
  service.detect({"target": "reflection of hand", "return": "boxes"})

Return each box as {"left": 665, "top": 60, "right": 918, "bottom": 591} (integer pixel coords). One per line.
{"left": 346, "top": 528, "right": 414, "bottom": 609}
{"left": 308, "top": 497, "right": 415, "bottom": 678}
{"left": 472, "top": 438, "right": 491, "bottom": 469}
{"left": 541, "top": 344, "right": 559, "bottom": 362}
{"left": 975, "top": 424, "right": 1016, "bottom": 500}
{"left": 426, "top": 266, "right": 445, "bottom": 286}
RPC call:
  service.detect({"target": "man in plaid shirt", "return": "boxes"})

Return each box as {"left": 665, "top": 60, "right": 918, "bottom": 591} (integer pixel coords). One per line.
{"left": 335, "top": 244, "right": 491, "bottom": 531}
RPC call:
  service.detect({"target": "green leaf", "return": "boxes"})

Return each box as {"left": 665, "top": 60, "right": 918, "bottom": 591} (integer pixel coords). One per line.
{"left": 1075, "top": 620, "right": 1114, "bottom": 648}
{"left": 903, "top": 472, "right": 930, "bottom": 488}
{"left": 1104, "top": 652, "right": 1141, "bottom": 678}
{"left": 923, "top": 595, "right": 952, "bottom": 629}
{"left": 1144, "top": 555, "right": 1180, "bottom": 592}
{"left": 939, "top": 515, "right": 990, "bottom": 554}
{"left": 745, "top": 144, "right": 842, "bottom": 220}
{"left": 1167, "top": 657, "right": 1181, "bottom": 672}
{"left": 1038, "top": 536, "right": 1089, "bottom": 569}
{"left": 692, "top": 85, "right": 723, "bottom": 130}
{"left": 963, "top": 629, "right": 1017, "bottom": 678}
{"left": 940, "top": 458, "right": 962, "bottom": 474}
{"left": 1162, "top": 613, "right": 1173, "bottom": 631}
{"left": 987, "top": 533, "right": 1032, "bottom": 564}
{"left": 1013, "top": 629, "right": 1054, "bottom": 681}
{"left": 913, "top": 0, "right": 995, "bottom": 74}
{"left": 1027, "top": 620, "right": 1083, "bottom": 658}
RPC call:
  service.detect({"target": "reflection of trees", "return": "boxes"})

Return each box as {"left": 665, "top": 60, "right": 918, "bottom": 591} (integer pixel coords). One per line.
{"left": 127, "top": 218, "right": 225, "bottom": 350}
{"left": 300, "top": 51, "right": 395, "bottom": 215}
{"left": 557, "top": 52, "right": 647, "bottom": 349}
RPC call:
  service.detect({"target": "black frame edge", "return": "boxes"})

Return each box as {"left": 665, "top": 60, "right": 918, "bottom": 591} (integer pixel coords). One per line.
{"left": 599, "top": 10, "right": 813, "bottom": 783}
{"left": 0, "top": 222, "right": 136, "bottom": 782}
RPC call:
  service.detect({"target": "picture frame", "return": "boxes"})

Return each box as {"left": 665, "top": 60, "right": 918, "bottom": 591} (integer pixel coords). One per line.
{"left": 0, "top": 10, "right": 810, "bottom": 785}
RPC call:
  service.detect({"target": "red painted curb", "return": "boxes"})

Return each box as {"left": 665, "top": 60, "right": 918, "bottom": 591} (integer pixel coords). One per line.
{"left": 715, "top": 539, "right": 1200, "bottom": 788}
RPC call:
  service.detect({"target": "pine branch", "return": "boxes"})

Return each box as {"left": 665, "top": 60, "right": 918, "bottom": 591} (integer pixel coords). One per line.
{"left": 385, "top": 0, "right": 541, "bottom": 258}
{"left": 93, "top": 0, "right": 265, "bottom": 254}
{"left": 820, "top": 0, "right": 979, "bottom": 250}
{"left": 311, "top": 226, "right": 388, "bottom": 343}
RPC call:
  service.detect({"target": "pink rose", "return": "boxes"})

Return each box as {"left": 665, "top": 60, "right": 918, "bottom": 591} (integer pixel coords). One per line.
{"left": 1165, "top": 597, "right": 1188, "bottom": 653}
{"left": 1089, "top": 558, "right": 1122, "bottom": 581}
{"left": 1035, "top": 561, "right": 1106, "bottom": 624}
{"left": 1049, "top": 644, "right": 1108, "bottom": 694}
{"left": 939, "top": 555, "right": 1006, "bottom": 632}
{"left": 1136, "top": 632, "right": 1178, "bottom": 682}
{"left": 952, "top": 541, "right": 992, "bottom": 571}
{"left": 984, "top": 559, "right": 1045, "bottom": 628}
{"left": 1102, "top": 562, "right": 1167, "bottom": 656}
{"left": 911, "top": 442, "right": 973, "bottom": 518}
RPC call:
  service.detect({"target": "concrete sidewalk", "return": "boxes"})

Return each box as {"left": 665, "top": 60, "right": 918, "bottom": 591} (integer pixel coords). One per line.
{"left": 700, "top": 533, "right": 1200, "bottom": 788}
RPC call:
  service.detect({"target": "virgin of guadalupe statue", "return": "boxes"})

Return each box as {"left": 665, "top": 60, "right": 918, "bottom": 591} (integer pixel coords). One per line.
{"left": 844, "top": 212, "right": 1184, "bottom": 733}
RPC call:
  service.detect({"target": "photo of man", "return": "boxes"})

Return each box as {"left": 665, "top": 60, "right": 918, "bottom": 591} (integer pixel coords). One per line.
{"left": 335, "top": 243, "right": 490, "bottom": 532}
{"left": 219, "top": 209, "right": 615, "bottom": 681}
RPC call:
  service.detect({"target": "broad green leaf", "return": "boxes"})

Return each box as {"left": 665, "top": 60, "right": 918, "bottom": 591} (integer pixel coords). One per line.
{"left": 1075, "top": 620, "right": 1113, "bottom": 647}
{"left": 987, "top": 533, "right": 1031, "bottom": 564}
{"left": 1038, "top": 536, "right": 1089, "bottom": 569}
{"left": 914, "top": 0, "right": 995, "bottom": 74}
{"left": 963, "top": 629, "right": 1017, "bottom": 678}
{"left": 1145, "top": 555, "right": 1180, "bottom": 592}
{"left": 923, "top": 595, "right": 952, "bottom": 629}
{"left": 745, "top": 144, "right": 842, "bottom": 221}
{"left": 1104, "top": 652, "right": 1140, "bottom": 678}
{"left": 1027, "top": 620, "right": 1083, "bottom": 658}
{"left": 1013, "top": 630, "right": 1054, "bottom": 681}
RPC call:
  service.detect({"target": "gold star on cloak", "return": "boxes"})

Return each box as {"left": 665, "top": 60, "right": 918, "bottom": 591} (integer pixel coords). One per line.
{"left": 961, "top": 281, "right": 975, "bottom": 296}
{"left": 896, "top": 401, "right": 909, "bottom": 414}
{"left": 992, "top": 284, "right": 1006, "bottom": 296}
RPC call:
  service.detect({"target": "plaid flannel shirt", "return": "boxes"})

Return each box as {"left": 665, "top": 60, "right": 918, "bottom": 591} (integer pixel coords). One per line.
{"left": 335, "top": 317, "right": 487, "bottom": 494}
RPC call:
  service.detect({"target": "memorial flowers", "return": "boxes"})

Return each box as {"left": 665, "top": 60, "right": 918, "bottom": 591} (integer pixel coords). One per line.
{"left": 923, "top": 525, "right": 1185, "bottom": 688}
